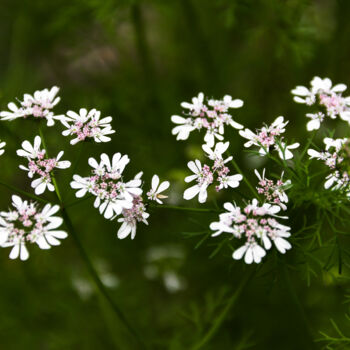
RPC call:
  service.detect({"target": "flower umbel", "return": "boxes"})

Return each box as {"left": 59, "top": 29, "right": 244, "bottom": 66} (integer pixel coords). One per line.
{"left": 210, "top": 199, "right": 292, "bottom": 264}
{"left": 0, "top": 86, "right": 63, "bottom": 126}
{"left": 171, "top": 93, "right": 243, "bottom": 146}
{"left": 0, "top": 195, "right": 68, "bottom": 261}
{"left": 17, "top": 136, "right": 71, "bottom": 195}
{"left": 61, "top": 108, "right": 116, "bottom": 145}
{"left": 239, "top": 116, "right": 299, "bottom": 160}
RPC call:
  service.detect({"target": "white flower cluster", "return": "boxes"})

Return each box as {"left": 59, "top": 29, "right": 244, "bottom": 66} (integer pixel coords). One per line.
{"left": 71, "top": 154, "right": 170, "bottom": 239}
{"left": 0, "top": 195, "right": 67, "bottom": 261}
{"left": 0, "top": 87, "right": 63, "bottom": 126}
{"left": 17, "top": 136, "right": 71, "bottom": 195}
{"left": 308, "top": 137, "right": 350, "bottom": 192}
{"left": 61, "top": 108, "right": 115, "bottom": 145}
{"left": 171, "top": 92, "right": 243, "bottom": 147}
{"left": 239, "top": 116, "right": 299, "bottom": 160}
{"left": 183, "top": 141, "right": 242, "bottom": 203}
{"left": 292, "top": 76, "right": 350, "bottom": 130}
{"left": 210, "top": 199, "right": 291, "bottom": 264}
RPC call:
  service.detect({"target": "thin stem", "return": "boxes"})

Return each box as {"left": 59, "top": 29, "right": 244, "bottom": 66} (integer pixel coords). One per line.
{"left": 190, "top": 269, "right": 255, "bottom": 350}
{"left": 227, "top": 152, "right": 258, "bottom": 198}
{"left": 65, "top": 194, "right": 93, "bottom": 209}
{"left": 38, "top": 124, "right": 63, "bottom": 202}
{"left": 0, "top": 179, "right": 50, "bottom": 204}
{"left": 61, "top": 208, "right": 146, "bottom": 349}
{"left": 151, "top": 204, "right": 220, "bottom": 213}
{"left": 37, "top": 125, "right": 146, "bottom": 348}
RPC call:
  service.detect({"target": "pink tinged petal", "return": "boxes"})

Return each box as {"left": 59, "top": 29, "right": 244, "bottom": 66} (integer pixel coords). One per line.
{"left": 12, "top": 195, "right": 23, "bottom": 209}
{"left": 104, "top": 204, "right": 115, "bottom": 219}
{"left": 36, "top": 237, "right": 51, "bottom": 249}
{"left": 274, "top": 237, "right": 292, "bottom": 254}
{"left": 332, "top": 84, "right": 347, "bottom": 92}
{"left": 262, "top": 235, "right": 272, "bottom": 250}
{"left": 223, "top": 202, "right": 235, "bottom": 212}
{"left": 185, "top": 174, "right": 198, "bottom": 183}
{"left": 198, "top": 187, "right": 208, "bottom": 203}
{"left": 187, "top": 160, "right": 199, "bottom": 174}
{"left": 151, "top": 175, "right": 160, "bottom": 190}
{"left": 88, "top": 157, "right": 99, "bottom": 169}
{"left": 9, "top": 244, "right": 20, "bottom": 259}
{"left": 157, "top": 181, "right": 170, "bottom": 193}
{"left": 20, "top": 244, "right": 29, "bottom": 261}
{"left": 46, "top": 235, "right": 61, "bottom": 246}
{"left": 253, "top": 245, "right": 266, "bottom": 263}
{"left": 291, "top": 86, "right": 310, "bottom": 96}
{"left": 171, "top": 115, "right": 187, "bottom": 124}
{"left": 101, "top": 153, "right": 112, "bottom": 169}
{"left": 244, "top": 247, "right": 254, "bottom": 264}
{"left": 232, "top": 245, "right": 247, "bottom": 260}
{"left": 34, "top": 136, "right": 42, "bottom": 151}
{"left": 117, "top": 222, "right": 131, "bottom": 239}
{"left": 183, "top": 185, "right": 201, "bottom": 200}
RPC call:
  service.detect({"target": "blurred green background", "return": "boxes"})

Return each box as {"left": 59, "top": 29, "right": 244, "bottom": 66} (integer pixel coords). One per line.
{"left": 1, "top": 0, "right": 350, "bottom": 349}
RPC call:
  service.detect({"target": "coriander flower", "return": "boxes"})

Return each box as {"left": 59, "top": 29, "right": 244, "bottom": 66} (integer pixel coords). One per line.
{"left": 305, "top": 112, "right": 325, "bottom": 131}
{"left": 308, "top": 137, "right": 350, "bottom": 192}
{"left": 292, "top": 76, "right": 350, "bottom": 127}
{"left": 117, "top": 195, "right": 149, "bottom": 240}
{"left": 0, "top": 140, "right": 6, "bottom": 156}
{"left": 239, "top": 116, "right": 299, "bottom": 160}
{"left": 171, "top": 92, "right": 243, "bottom": 147}
{"left": 17, "top": 136, "right": 71, "bottom": 195}
{"left": 61, "top": 108, "right": 115, "bottom": 145}
{"left": 255, "top": 169, "right": 290, "bottom": 210}
{"left": 183, "top": 143, "right": 242, "bottom": 203}
{"left": 147, "top": 175, "right": 170, "bottom": 204}
{"left": 71, "top": 153, "right": 142, "bottom": 219}
{"left": 0, "top": 86, "right": 63, "bottom": 126}
{"left": 0, "top": 195, "right": 68, "bottom": 261}
{"left": 210, "top": 199, "right": 291, "bottom": 264}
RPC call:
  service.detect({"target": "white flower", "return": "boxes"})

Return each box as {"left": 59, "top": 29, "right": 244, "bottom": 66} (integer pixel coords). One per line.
{"left": 61, "top": 108, "right": 116, "bottom": 145}
{"left": 171, "top": 93, "right": 243, "bottom": 146}
{"left": 232, "top": 242, "right": 266, "bottom": 264}
{"left": 17, "top": 136, "right": 71, "bottom": 195}
{"left": 117, "top": 196, "right": 149, "bottom": 240}
{"left": 147, "top": 175, "right": 170, "bottom": 204}
{"left": 183, "top": 160, "right": 212, "bottom": 203}
{"left": 202, "top": 141, "right": 232, "bottom": 163}
{"left": 0, "top": 140, "right": 6, "bottom": 156}
{"left": 0, "top": 196, "right": 68, "bottom": 260}
{"left": 0, "top": 87, "right": 63, "bottom": 126}
{"left": 275, "top": 141, "right": 299, "bottom": 160}
{"left": 71, "top": 152, "right": 143, "bottom": 220}
{"left": 306, "top": 112, "right": 324, "bottom": 131}
{"left": 181, "top": 92, "right": 205, "bottom": 116}
{"left": 210, "top": 199, "right": 291, "bottom": 264}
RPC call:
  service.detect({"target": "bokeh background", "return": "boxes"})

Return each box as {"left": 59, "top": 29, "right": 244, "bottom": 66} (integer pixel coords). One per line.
{"left": 1, "top": 0, "right": 350, "bottom": 349}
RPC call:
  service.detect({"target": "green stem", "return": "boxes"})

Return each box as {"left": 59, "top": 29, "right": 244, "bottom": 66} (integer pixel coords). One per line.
{"left": 227, "top": 152, "right": 258, "bottom": 198}
{"left": 38, "top": 124, "right": 63, "bottom": 202}
{"left": 38, "top": 125, "right": 146, "bottom": 348}
{"left": 191, "top": 269, "right": 255, "bottom": 350}
{"left": 0, "top": 179, "right": 50, "bottom": 204}
{"left": 61, "top": 208, "right": 146, "bottom": 349}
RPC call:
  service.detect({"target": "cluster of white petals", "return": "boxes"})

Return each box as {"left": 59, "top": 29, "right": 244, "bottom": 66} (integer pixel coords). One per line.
{"left": 71, "top": 154, "right": 169, "bottom": 239}
{"left": 308, "top": 137, "right": 350, "bottom": 192}
{"left": 292, "top": 76, "right": 350, "bottom": 130}
{"left": 17, "top": 136, "right": 71, "bottom": 195}
{"left": 61, "top": 108, "right": 115, "bottom": 145}
{"left": 210, "top": 199, "right": 292, "bottom": 264}
{"left": 183, "top": 141, "right": 242, "bottom": 203}
{"left": 239, "top": 116, "right": 299, "bottom": 160}
{"left": 0, "top": 195, "right": 67, "bottom": 260}
{"left": 171, "top": 92, "right": 243, "bottom": 147}
{"left": 0, "top": 140, "right": 6, "bottom": 156}
{"left": 0, "top": 87, "right": 63, "bottom": 126}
